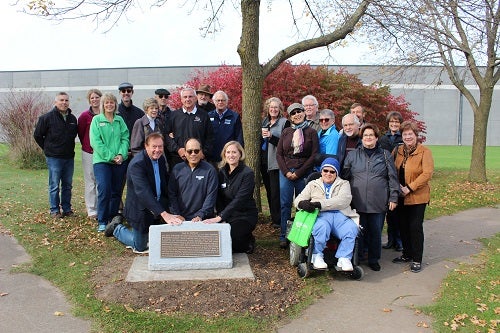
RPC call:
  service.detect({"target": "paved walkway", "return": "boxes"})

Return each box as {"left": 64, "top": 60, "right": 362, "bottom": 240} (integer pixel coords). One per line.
{"left": 0, "top": 232, "right": 91, "bottom": 333}
{"left": 0, "top": 206, "right": 498, "bottom": 333}
{"left": 277, "top": 206, "right": 499, "bottom": 333}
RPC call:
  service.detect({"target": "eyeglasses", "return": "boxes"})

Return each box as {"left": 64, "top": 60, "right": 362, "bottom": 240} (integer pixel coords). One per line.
{"left": 214, "top": 99, "right": 227, "bottom": 103}
{"left": 186, "top": 149, "right": 200, "bottom": 155}
{"left": 289, "top": 109, "right": 303, "bottom": 116}
{"left": 158, "top": 94, "right": 169, "bottom": 99}
{"left": 319, "top": 118, "right": 331, "bottom": 123}
{"left": 303, "top": 104, "right": 317, "bottom": 108}
{"left": 322, "top": 169, "right": 336, "bottom": 174}
{"left": 363, "top": 133, "right": 376, "bottom": 138}
{"left": 120, "top": 89, "right": 133, "bottom": 94}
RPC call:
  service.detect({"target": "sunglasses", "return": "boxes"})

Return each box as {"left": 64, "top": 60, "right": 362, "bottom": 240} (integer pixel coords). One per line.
{"left": 120, "top": 89, "right": 133, "bottom": 94}
{"left": 322, "top": 169, "right": 336, "bottom": 174}
{"left": 186, "top": 149, "right": 200, "bottom": 155}
{"left": 158, "top": 94, "right": 169, "bottom": 99}
{"left": 289, "top": 109, "right": 303, "bottom": 116}
{"left": 319, "top": 118, "right": 331, "bottom": 123}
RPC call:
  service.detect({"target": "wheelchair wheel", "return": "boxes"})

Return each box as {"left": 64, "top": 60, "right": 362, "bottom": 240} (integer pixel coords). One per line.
{"left": 348, "top": 266, "right": 364, "bottom": 280}
{"left": 289, "top": 242, "right": 301, "bottom": 266}
{"left": 297, "top": 262, "right": 310, "bottom": 278}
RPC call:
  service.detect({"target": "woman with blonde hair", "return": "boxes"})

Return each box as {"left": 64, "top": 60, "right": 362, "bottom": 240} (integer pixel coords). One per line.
{"left": 90, "top": 93, "right": 129, "bottom": 232}
{"left": 204, "top": 141, "right": 258, "bottom": 254}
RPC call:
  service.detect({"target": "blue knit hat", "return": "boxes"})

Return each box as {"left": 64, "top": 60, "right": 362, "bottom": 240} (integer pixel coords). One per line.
{"left": 320, "top": 157, "right": 340, "bottom": 175}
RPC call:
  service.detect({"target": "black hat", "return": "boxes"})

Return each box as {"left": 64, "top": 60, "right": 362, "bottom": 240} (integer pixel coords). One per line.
{"left": 155, "top": 88, "right": 170, "bottom": 96}
{"left": 118, "top": 82, "right": 133, "bottom": 90}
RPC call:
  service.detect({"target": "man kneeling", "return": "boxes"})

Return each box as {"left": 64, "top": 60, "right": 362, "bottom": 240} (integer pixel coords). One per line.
{"left": 105, "top": 133, "right": 183, "bottom": 252}
{"left": 294, "top": 157, "right": 359, "bottom": 271}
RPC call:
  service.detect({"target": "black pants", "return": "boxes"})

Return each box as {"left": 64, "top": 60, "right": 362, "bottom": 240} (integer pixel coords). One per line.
{"left": 229, "top": 215, "right": 257, "bottom": 253}
{"left": 261, "top": 164, "right": 281, "bottom": 225}
{"left": 398, "top": 200, "right": 427, "bottom": 262}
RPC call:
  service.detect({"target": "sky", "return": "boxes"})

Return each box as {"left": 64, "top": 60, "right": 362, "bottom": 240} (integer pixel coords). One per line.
{"left": 1, "top": 1, "right": 372, "bottom": 71}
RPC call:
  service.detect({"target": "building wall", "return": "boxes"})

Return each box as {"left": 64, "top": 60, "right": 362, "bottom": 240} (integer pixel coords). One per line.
{"left": 0, "top": 65, "right": 498, "bottom": 145}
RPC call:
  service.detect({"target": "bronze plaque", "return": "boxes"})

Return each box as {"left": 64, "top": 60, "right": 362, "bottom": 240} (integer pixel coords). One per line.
{"left": 160, "top": 230, "right": 221, "bottom": 258}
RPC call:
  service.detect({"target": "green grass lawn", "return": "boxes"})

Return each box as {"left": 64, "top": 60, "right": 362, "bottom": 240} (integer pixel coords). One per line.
{"left": 0, "top": 144, "right": 498, "bottom": 332}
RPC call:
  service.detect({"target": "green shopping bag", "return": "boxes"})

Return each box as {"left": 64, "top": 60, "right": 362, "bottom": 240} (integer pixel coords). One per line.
{"left": 287, "top": 209, "right": 319, "bottom": 247}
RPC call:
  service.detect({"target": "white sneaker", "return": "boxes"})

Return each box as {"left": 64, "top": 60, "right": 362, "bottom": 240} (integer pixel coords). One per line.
{"left": 312, "top": 254, "right": 328, "bottom": 269}
{"left": 337, "top": 257, "right": 353, "bottom": 271}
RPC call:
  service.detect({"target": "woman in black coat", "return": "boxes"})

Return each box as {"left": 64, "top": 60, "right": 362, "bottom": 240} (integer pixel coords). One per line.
{"left": 203, "top": 141, "right": 258, "bottom": 253}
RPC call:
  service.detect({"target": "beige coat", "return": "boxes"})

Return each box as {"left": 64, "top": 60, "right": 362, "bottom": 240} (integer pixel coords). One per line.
{"left": 294, "top": 177, "right": 359, "bottom": 225}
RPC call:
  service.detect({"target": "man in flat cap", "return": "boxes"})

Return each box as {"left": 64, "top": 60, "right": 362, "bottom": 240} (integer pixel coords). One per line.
{"left": 154, "top": 88, "right": 172, "bottom": 125}
{"left": 195, "top": 84, "right": 216, "bottom": 113}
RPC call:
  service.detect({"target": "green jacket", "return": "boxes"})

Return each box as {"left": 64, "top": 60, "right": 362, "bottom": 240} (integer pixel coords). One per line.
{"left": 90, "top": 114, "right": 129, "bottom": 164}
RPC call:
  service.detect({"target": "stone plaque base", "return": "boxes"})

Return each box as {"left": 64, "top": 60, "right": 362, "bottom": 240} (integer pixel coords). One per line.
{"left": 148, "top": 222, "right": 232, "bottom": 270}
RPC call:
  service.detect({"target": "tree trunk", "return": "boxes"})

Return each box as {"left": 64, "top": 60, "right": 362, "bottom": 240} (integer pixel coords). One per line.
{"left": 468, "top": 88, "right": 492, "bottom": 183}
{"left": 238, "top": 0, "right": 265, "bottom": 211}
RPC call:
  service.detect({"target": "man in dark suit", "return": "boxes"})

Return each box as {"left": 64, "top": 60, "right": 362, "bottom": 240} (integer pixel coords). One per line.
{"left": 105, "top": 132, "right": 183, "bottom": 253}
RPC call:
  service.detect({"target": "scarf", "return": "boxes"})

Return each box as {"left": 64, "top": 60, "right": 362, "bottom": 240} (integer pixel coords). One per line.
{"left": 402, "top": 143, "right": 417, "bottom": 168}
{"left": 291, "top": 121, "right": 308, "bottom": 154}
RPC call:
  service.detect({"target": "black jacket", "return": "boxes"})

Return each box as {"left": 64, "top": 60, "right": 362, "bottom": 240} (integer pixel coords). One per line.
{"left": 216, "top": 163, "right": 258, "bottom": 224}
{"left": 33, "top": 107, "right": 78, "bottom": 158}
{"left": 164, "top": 108, "right": 214, "bottom": 157}
{"left": 117, "top": 101, "right": 144, "bottom": 139}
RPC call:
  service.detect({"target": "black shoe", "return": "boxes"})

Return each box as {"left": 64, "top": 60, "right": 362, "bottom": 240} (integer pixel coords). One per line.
{"left": 279, "top": 240, "right": 288, "bottom": 249}
{"left": 62, "top": 210, "right": 75, "bottom": 217}
{"left": 395, "top": 245, "right": 403, "bottom": 252}
{"left": 246, "top": 239, "right": 256, "bottom": 254}
{"left": 382, "top": 241, "right": 394, "bottom": 249}
{"left": 104, "top": 215, "right": 122, "bottom": 237}
{"left": 410, "top": 262, "right": 422, "bottom": 273}
{"left": 392, "top": 255, "right": 412, "bottom": 263}
{"left": 368, "top": 262, "right": 381, "bottom": 271}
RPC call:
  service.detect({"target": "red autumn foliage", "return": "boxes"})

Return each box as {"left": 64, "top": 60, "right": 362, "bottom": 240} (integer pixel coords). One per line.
{"left": 169, "top": 62, "right": 426, "bottom": 137}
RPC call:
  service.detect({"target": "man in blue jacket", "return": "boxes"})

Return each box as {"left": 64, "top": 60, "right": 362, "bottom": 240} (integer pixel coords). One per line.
{"left": 34, "top": 92, "right": 78, "bottom": 218}
{"left": 105, "top": 133, "right": 183, "bottom": 253}
{"left": 207, "top": 90, "right": 244, "bottom": 163}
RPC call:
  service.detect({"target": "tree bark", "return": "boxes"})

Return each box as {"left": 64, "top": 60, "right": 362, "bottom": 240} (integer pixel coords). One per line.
{"left": 238, "top": 0, "right": 265, "bottom": 211}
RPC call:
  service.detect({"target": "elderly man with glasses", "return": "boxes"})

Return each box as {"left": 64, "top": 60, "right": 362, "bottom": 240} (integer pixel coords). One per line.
{"left": 168, "top": 138, "right": 218, "bottom": 222}
{"left": 302, "top": 95, "right": 321, "bottom": 131}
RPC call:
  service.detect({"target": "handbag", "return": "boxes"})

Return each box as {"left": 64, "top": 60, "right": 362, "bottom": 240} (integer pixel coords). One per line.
{"left": 287, "top": 209, "right": 319, "bottom": 247}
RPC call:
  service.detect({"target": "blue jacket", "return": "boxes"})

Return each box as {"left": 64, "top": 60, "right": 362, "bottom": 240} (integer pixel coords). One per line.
{"left": 124, "top": 150, "right": 169, "bottom": 233}
{"left": 208, "top": 109, "right": 244, "bottom": 162}
{"left": 34, "top": 107, "right": 78, "bottom": 159}
{"left": 168, "top": 160, "right": 218, "bottom": 220}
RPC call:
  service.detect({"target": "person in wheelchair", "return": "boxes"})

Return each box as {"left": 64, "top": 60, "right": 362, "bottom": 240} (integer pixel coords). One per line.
{"left": 294, "top": 157, "right": 359, "bottom": 271}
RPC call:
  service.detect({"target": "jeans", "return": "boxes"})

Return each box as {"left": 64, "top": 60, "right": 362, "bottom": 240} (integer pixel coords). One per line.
{"left": 359, "top": 212, "right": 385, "bottom": 264}
{"left": 94, "top": 162, "right": 127, "bottom": 226}
{"left": 46, "top": 157, "right": 74, "bottom": 214}
{"left": 279, "top": 171, "right": 307, "bottom": 241}
{"left": 312, "top": 211, "right": 358, "bottom": 259}
{"left": 82, "top": 151, "right": 97, "bottom": 216}
{"left": 113, "top": 224, "right": 148, "bottom": 252}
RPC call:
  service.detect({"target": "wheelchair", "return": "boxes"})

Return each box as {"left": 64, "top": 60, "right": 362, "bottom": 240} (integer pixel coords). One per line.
{"left": 288, "top": 171, "right": 365, "bottom": 280}
{"left": 288, "top": 221, "right": 364, "bottom": 279}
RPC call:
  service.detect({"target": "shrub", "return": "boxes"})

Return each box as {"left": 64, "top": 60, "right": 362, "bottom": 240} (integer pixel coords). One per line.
{"left": 0, "top": 90, "right": 52, "bottom": 169}
{"left": 169, "top": 62, "right": 426, "bottom": 137}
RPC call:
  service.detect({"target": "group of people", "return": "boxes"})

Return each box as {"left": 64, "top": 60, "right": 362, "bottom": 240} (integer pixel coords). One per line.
{"left": 34, "top": 83, "right": 254, "bottom": 254}
{"left": 260, "top": 96, "right": 434, "bottom": 273}
{"left": 34, "top": 86, "right": 434, "bottom": 272}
